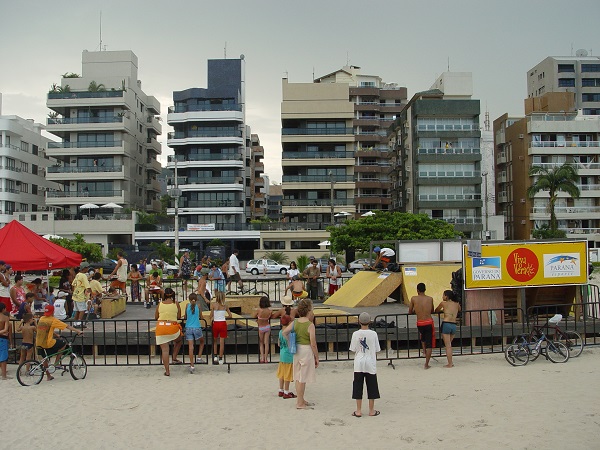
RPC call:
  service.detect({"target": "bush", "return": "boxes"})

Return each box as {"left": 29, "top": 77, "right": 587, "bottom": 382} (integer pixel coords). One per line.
{"left": 264, "top": 251, "right": 288, "bottom": 264}
{"left": 296, "top": 255, "right": 309, "bottom": 272}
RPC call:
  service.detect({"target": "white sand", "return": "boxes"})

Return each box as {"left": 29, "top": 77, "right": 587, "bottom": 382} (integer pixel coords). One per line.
{"left": 4, "top": 348, "right": 600, "bottom": 449}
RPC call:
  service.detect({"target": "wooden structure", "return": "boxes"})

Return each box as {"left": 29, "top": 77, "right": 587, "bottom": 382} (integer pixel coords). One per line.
{"left": 101, "top": 296, "right": 126, "bottom": 319}
{"left": 225, "top": 295, "right": 263, "bottom": 315}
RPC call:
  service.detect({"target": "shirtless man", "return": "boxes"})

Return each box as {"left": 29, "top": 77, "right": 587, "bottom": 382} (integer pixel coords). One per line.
{"left": 435, "top": 290, "right": 461, "bottom": 368}
{"left": 409, "top": 282, "right": 435, "bottom": 369}
{"left": 284, "top": 275, "right": 308, "bottom": 299}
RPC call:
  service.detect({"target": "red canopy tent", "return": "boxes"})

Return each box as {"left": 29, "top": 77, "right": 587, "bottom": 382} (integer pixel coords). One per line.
{"left": 0, "top": 220, "right": 82, "bottom": 271}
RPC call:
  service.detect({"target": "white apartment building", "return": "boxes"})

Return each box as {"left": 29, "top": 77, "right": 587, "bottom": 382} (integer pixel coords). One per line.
{"left": 528, "top": 54, "right": 600, "bottom": 115}
{"left": 45, "top": 50, "right": 162, "bottom": 218}
{"left": 0, "top": 108, "right": 60, "bottom": 227}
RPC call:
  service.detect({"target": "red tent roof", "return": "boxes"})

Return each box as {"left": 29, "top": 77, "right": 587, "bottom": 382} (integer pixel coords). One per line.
{"left": 0, "top": 220, "right": 82, "bottom": 271}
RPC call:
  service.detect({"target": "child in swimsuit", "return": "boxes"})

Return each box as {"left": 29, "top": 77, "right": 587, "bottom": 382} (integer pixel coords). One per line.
{"left": 210, "top": 291, "right": 232, "bottom": 365}
{"left": 253, "top": 296, "right": 273, "bottom": 363}
{"left": 18, "top": 313, "right": 36, "bottom": 366}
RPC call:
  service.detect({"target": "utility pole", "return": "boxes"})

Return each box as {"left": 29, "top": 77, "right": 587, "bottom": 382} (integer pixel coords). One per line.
{"left": 169, "top": 156, "right": 182, "bottom": 256}
{"left": 329, "top": 170, "right": 335, "bottom": 225}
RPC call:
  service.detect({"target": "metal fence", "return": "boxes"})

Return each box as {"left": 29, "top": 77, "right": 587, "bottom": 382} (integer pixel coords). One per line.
{"left": 7, "top": 302, "right": 599, "bottom": 369}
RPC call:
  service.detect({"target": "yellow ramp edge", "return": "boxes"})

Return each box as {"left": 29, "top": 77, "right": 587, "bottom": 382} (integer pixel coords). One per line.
{"left": 400, "top": 264, "right": 461, "bottom": 307}
{"left": 325, "top": 271, "right": 403, "bottom": 308}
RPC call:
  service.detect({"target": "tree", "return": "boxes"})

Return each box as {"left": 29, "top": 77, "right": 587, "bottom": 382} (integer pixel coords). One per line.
{"left": 50, "top": 233, "right": 102, "bottom": 262}
{"left": 527, "top": 164, "right": 580, "bottom": 232}
{"left": 328, "top": 212, "right": 462, "bottom": 254}
{"left": 88, "top": 81, "right": 106, "bottom": 92}
{"left": 136, "top": 210, "right": 158, "bottom": 231}
{"left": 264, "top": 251, "right": 289, "bottom": 264}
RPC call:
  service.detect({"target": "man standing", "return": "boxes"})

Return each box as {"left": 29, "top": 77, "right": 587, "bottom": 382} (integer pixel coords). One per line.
{"left": 261, "top": 255, "right": 269, "bottom": 276}
{"left": 408, "top": 282, "right": 435, "bottom": 369}
{"left": 228, "top": 249, "right": 243, "bottom": 291}
{"left": 302, "top": 258, "right": 321, "bottom": 301}
{"left": 72, "top": 267, "right": 91, "bottom": 327}
{"left": 0, "top": 261, "right": 11, "bottom": 314}
{"left": 0, "top": 303, "right": 11, "bottom": 380}
{"left": 371, "top": 246, "right": 396, "bottom": 271}
{"left": 109, "top": 251, "right": 128, "bottom": 298}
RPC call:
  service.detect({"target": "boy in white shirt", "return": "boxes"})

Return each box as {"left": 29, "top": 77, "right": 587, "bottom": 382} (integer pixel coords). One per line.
{"left": 349, "top": 312, "right": 381, "bottom": 417}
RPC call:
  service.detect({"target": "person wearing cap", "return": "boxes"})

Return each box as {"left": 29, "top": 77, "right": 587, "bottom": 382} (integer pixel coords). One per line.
{"left": 302, "top": 258, "right": 321, "bottom": 301}
{"left": 36, "top": 304, "right": 83, "bottom": 381}
{"left": 72, "top": 267, "right": 91, "bottom": 327}
{"left": 0, "top": 261, "right": 11, "bottom": 314}
{"left": 349, "top": 312, "right": 381, "bottom": 417}
{"left": 208, "top": 263, "right": 226, "bottom": 294}
{"left": 371, "top": 246, "right": 396, "bottom": 271}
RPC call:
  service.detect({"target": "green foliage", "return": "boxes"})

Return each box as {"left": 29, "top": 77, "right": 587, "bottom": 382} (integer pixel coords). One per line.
{"left": 250, "top": 217, "right": 274, "bottom": 223}
{"left": 296, "top": 255, "right": 309, "bottom": 272}
{"left": 62, "top": 72, "right": 81, "bottom": 78}
{"left": 159, "top": 195, "right": 171, "bottom": 217}
{"left": 328, "top": 212, "right": 462, "bottom": 253}
{"left": 88, "top": 81, "right": 106, "bottom": 92}
{"left": 48, "top": 276, "right": 61, "bottom": 288}
{"left": 264, "top": 251, "right": 289, "bottom": 264}
{"left": 207, "top": 238, "right": 224, "bottom": 247}
{"left": 150, "top": 242, "right": 175, "bottom": 264}
{"left": 50, "top": 233, "right": 102, "bottom": 262}
{"left": 532, "top": 225, "right": 567, "bottom": 239}
{"left": 107, "top": 247, "right": 124, "bottom": 260}
{"left": 58, "top": 85, "right": 70, "bottom": 93}
{"left": 527, "top": 164, "right": 580, "bottom": 231}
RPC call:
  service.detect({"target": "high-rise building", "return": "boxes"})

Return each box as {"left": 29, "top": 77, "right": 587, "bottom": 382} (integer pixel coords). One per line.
{"left": 0, "top": 109, "right": 59, "bottom": 227}
{"left": 166, "top": 58, "right": 263, "bottom": 230}
{"left": 281, "top": 66, "right": 406, "bottom": 226}
{"left": 389, "top": 72, "right": 482, "bottom": 238}
{"left": 494, "top": 91, "right": 600, "bottom": 246}
{"left": 528, "top": 53, "right": 600, "bottom": 115}
{"left": 45, "top": 50, "right": 162, "bottom": 217}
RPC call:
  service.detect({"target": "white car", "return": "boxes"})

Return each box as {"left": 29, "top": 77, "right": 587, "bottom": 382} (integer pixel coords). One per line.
{"left": 348, "top": 259, "right": 370, "bottom": 274}
{"left": 245, "top": 259, "right": 288, "bottom": 275}
{"left": 147, "top": 260, "right": 179, "bottom": 276}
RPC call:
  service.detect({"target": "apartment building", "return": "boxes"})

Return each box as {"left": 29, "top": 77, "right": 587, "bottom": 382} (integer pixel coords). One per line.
{"left": 389, "top": 72, "right": 482, "bottom": 238}
{"left": 0, "top": 110, "right": 59, "bottom": 226}
{"left": 166, "top": 58, "right": 264, "bottom": 230}
{"left": 528, "top": 53, "right": 600, "bottom": 115}
{"left": 45, "top": 50, "right": 162, "bottom": 218}
{"left": 281, "top": 66, "right": 406, "bottom": 226}
{"left": 494, "top": 92, "right": 600, "bottom": 246}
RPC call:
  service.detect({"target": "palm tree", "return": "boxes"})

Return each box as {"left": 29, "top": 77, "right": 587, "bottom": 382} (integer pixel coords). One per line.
{"left": 527, "top": 163, "right": 580, "bottom": 231}
{"left": 88, "top": 81, "right": 106, "bottom": 92}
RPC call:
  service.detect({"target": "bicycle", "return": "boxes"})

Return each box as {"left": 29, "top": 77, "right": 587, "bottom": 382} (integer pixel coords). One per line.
{"left": 513, "top": 314, "right": 583, "bottom": 358}
{"left": 226, "top": 282, "right": 269, "bottom": 300}
{"left": 505, "top": 322, "right": 569, "bottom": 366}
{"left": 16, "top": 334, "right": 87, "bottom": 386}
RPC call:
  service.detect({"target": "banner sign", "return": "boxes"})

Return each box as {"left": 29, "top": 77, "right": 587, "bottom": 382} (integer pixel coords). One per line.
{"left": 186, "top": 223, "right": 216, "bottom": 231}
{"left": 463, "top": 241, "right": 588, "bottom": 289}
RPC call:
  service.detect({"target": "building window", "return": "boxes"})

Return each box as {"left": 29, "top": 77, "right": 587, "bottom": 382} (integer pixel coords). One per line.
{"left": 582, "top": 93, "right": 600, "bottom": 102}
{"left": 557, "top": 64, "right": 575, "bottom": 73}
{"left": 32, "top": 144, "right": 38, "bottom": 155}
{"left": 32, "top": 164, "right": 38, "bottom": 175}
{"left": 291, "top": 240, "right": 320, "bottom": 250}
{"left": 558, "top": 78, "right": 575, "bottom": 87}
{"left": 21, "top": 141, "right": 29, "bottom": 152}
{"left": 583, "top": 108, "right": 600, "bottom": 115}
{"left": 582, "top": 64, "right": 600, "bottom": 73}
{"left": 4, "top": 201, "right": 15, "bottom": 214}
{"left": 20, "top": 184, "right": 28, "bottom": 194}
{"left": 264, "top": 241, "right": 286, "bottom": 250}
{"left": 360, "top": 81, "right": 375, "bottom": 87}
{"left": 32, "top": 184, "right": 38, "bottom": 195}
{"left": 582, "top": 78, "right": 600, "bottom": 87}
{"left": 19, "top": 203, "right": 28, "bottom": 212}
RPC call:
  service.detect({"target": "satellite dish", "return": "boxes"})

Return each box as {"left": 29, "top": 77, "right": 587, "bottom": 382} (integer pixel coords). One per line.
{"left": 576, "top": 49, "right": 588, "bottom": 57}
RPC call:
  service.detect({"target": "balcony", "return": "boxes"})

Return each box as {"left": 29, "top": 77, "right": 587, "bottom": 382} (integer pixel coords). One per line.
{"left": 146, "top": 179, "right": 162, "bottom": 192}
{"left": 168, "top": 130, "right": 243, "bottom": 139}
{"left": 46, "top": 165, "right": 123, "bottom": 174}
{"left": 47, "top": 91, "right": 125, "bottom": 100}
{"left": 45, "top": 140, "right": 124, "bottom": 157}
{"left": 48, "top": 140, "right": 122, "bottom": 149}
{"left": 282, "top": 151, "right": 354, "bottom": 159}
{"left": 47, "top": 116, "right": 123, "bottom": 125}
{"left": 175, "top": 199, "right": 244, "bottom": 208}
{"left": 281, "top": 199, "right": 355, "bottom": 207}
{"left": 417, "top": 147, "right": 481, "bottom": 155}
{"left": 497, "top": 152, "right": 507, "bottom": 164}
{"left": 168, "top": 153, "right": 243, "bottom": 163}
{"left": 440, "top": 217, "right": 482, "bottom": 225}
{"left": 281, "top": 128, "right": 353, "bottom": 135}
{"left": 146, "top": 116, "right": 162, "bottom": 134}
{"left": 168, "top": 104, "right": 242, "bottom": 113}
{"left": 146, "top": 159, "right": 162, "bottom": 173}
{"left": 47, "top": 90, "right": 129, "bottom": 112}
{"left": 186, "top": 176, "right": 242, "bottom": 185}
{"left": 498, "top": 192, "right": 509, "bottom": 203}
{"left": 46, "top": 189, "right": 123, "bottom": 198}
{"left": 145, "top": 199, "right": 161, "bottom": 212}
{"left": 498, "top": 172, "right": 507, "bottom": 183}
{"left": 282, "top": 175, "right": 355, "bottom": 183}
{"left": 418, "top": 170, "right": 481, "bottom": 178}
{"left": 529, "top": 141, "right": 600, "bottom": 156}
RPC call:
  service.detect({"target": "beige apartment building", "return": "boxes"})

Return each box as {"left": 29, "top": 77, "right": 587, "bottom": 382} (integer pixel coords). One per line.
{"left": 281, "top": 66, "right": 406, "bottom": 228}
{"left": 45, "top": 50, "right": 162, "bottom": 218}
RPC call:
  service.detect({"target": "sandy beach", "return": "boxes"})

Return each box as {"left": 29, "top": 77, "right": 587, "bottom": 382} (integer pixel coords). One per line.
{"left": 4, "top": 348, "right": 600, "bottom": 449}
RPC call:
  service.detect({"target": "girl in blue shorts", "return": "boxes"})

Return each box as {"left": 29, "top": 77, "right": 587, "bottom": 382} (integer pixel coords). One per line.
{"left": 185, "top": 294, "right": 205, "bottom": 373}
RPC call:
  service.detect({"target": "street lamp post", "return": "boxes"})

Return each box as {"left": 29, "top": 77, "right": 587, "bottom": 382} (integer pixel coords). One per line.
{"left": 329, "top": 170, "right": 335, "bottom": 225}
{"left": 169, "top": 156, "right": 182, "bottom": 256}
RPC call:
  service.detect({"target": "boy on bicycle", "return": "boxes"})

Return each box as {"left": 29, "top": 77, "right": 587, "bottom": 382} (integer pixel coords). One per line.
{"left": 36, "top": 305, "right": 82, "bottom": 381}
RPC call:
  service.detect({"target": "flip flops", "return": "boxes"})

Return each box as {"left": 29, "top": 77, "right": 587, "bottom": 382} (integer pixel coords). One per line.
{"left": 369, "top": 410, "right": 381, "bottom": 417}
{"left": 352, "top": 412, "right": 362, "bottom": 418}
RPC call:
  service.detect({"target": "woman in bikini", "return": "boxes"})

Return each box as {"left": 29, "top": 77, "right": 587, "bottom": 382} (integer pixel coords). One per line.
{"left": 154, "top": 288, "right": 183, "bottom": 376}
{"left": 253, "top": 296, "right": 273, "bottom": 363}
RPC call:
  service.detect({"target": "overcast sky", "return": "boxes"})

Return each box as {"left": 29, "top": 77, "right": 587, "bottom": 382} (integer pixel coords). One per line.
{"left": 1, "top": 0, "right": 599, "bottom": 182}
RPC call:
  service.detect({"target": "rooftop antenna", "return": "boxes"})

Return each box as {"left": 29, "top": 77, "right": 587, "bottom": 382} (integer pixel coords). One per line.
{"left": 224, "top": 42, "right": 227, "bottom": 59}
{"left": 99, "top": 11, "right": 102, "bottom": 51}
{"left": 312, "top": 66, "right": 315, "bottom": 81}
{"left": 484, "top": 108, "right": 490, "bottom": 132}
{"left": 447, "top": 57, "right": 450, "bottom": 72}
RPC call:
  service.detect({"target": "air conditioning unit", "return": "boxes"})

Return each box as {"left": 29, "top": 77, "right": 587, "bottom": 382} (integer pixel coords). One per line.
{"left": 406, "top": 188, "right": 412, "bottom": 194}
{"left": 519, "top": 134, "right": 524, "bottom": 139}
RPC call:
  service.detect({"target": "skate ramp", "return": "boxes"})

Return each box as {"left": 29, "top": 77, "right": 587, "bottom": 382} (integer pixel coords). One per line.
{"left": 324, "top": 271, "right": 403, "bottom": 308}
{"left": 400, "top": 264, "right": 461, "bottom": 307}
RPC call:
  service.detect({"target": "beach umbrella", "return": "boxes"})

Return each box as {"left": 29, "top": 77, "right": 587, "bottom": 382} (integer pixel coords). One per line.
{"left": 42, "top": 234, "right": 63, "bottom": 240}
{"left": 361, "top": 211, "right": 376, "bottom": 217}
{"left": 100, "top": 202, "right": 122, "bottom": 209}
{"left": 80, "top": 203, "right": 99, "bottom": 217}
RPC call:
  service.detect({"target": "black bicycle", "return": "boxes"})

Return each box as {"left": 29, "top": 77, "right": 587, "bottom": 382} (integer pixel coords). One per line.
{"left": 16, "top": 335, "right": 87, "bottom": 386}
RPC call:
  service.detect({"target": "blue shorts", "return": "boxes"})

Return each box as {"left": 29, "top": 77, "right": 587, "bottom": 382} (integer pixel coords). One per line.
{"left": 441, "top": 322, "right": 457, "bottom": 335}
{"left": 0, "top": 337, "right": 8, "bottom": 363}
{"left": 185, "top": 327, "right": 203, "bottom": 341}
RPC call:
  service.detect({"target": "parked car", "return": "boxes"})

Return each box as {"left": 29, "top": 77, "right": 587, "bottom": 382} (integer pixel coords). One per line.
{"left": 147, "top": 259, "right": 179, "bottom": 276}
{"left": 245, "top": 259, "right": 288, "bottom": 275}
{"left": 348, "top": 259, "right": 370, "bottom": 274}
{"left": 305, "top": 259, "right": 347, "bottom": 273}
{"left": 82, "top": 258, "right": 117, "bottom": 273}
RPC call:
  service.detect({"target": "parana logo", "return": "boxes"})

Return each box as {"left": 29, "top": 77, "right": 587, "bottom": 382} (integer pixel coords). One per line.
{"left": 543, "top": 254, "right": 580, "bottom": 278}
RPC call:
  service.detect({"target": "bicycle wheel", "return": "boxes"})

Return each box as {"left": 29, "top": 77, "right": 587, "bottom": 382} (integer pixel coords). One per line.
{"left": 545, "top": 341, "right": 569, "bottom": 363}
{"left": 254, "top": 291, "right": 269, "bottom": 300}
{"left": 69, "top": 354, "right": 88, "bottom": 380}
{"left": 505, "top": 344, "right": 529, "bottom": 366}
{"left": 512, "top": 334, "right": 529, "bottom": 345}
{"left": 16, "top": 359, "right": 45, "bottom": 386}
{"left": 556, "top": 331, "right": 583, "bottom": 358}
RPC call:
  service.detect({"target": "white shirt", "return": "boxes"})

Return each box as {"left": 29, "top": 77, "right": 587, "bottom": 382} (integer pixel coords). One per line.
{"left": 53, "top": 298, "right": 68, "bottom": 320}
{"left": 228, "top": 254, "right": 240, "bottom": 276}
{"left": 350, "top": 329, "right": 380, "bottom": 374}
{"left": 116, "top": 258, "right": 128, "bottom": 282}
{"left": 380, "top": 248, "right": 395, "bottom": 257}
{"left": 287, "top": 268, "right": 299, "bottom": 280}
{"left": 327, "top": 265, "right": 342, "bottom": 286}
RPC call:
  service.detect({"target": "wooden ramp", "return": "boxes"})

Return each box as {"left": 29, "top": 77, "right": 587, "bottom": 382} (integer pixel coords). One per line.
{"left": 400, "top": 264, "right": 461, "bottom": 307}
{"left": 324, "top": 271, "right": 403, "bottom": 308}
